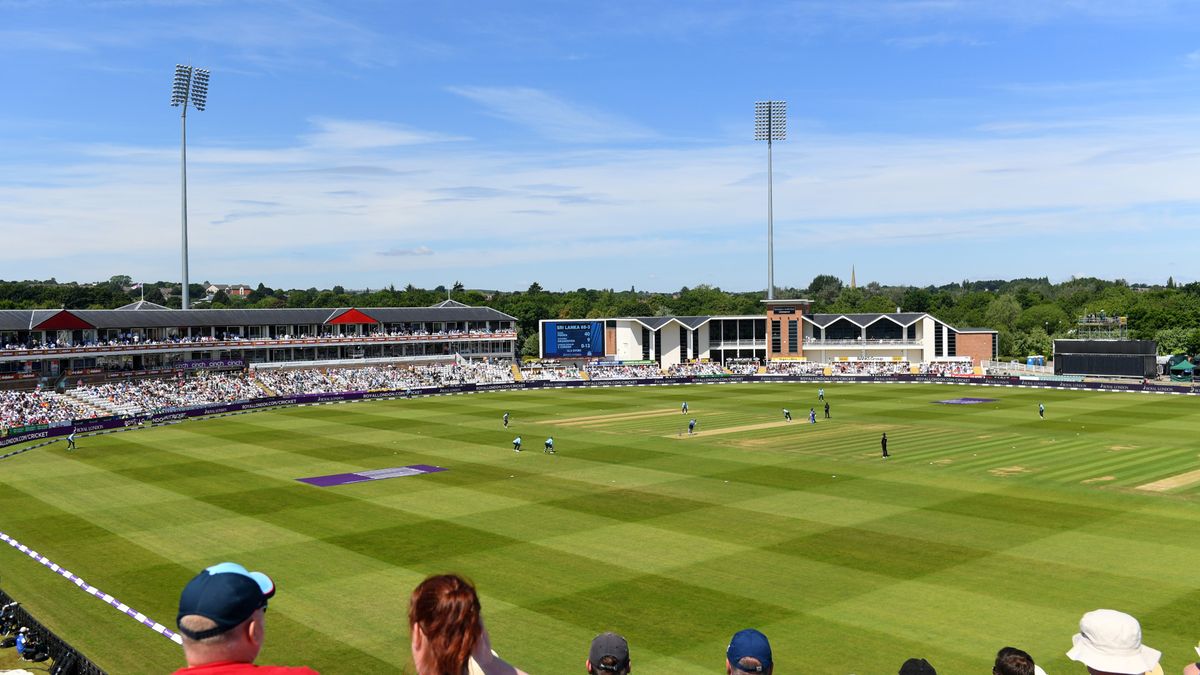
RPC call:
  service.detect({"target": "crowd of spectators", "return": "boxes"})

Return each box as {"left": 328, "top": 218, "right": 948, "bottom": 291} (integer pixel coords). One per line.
{"left": 258, "top": 362, "right": 514, "bottom": 395}
{"left": 920, "top": 361, "right": 975, "bottom": 376}
{"left": 666, "top": 362, "right": 728, "bottom": 377}
{"left": 519, "top": 362, "right": 585, "bottom": 381}
{"left": 0, "top": 389, "right": 98, "bottom": 429}
{"left": 765, "top": 360, "right": 825, "bottom": 375}
{"left": 585, "top": 364, "right": 664, "bottom": 379}
{"left": 829, "top": 360, "right": 911, "bottom": 375}
{"left": 1, "top": 327, "right": 515, "bottom": 354}
{"left": 74, "top": 373, "right": 263, "bottom": 415}
{"left": 725, "top": 358, "right": 761, "bottom": 375}
{"left": 254, "top": 368, "right": 336, "bottom": 394}
{"left": 3, "top": 333, "right": 239, "bottom": 351}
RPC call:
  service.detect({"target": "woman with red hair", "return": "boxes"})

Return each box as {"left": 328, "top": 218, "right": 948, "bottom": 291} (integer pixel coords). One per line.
{"left": 409, "top": 574, "right": 528, "bottom": 675}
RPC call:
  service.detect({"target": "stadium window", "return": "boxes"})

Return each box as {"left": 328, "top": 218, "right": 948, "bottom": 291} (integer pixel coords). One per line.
{"left": 787, "top": 320, "right": 798, "bottom": 353}
{"left": 934, "top": 322, "right": 944, "bottom": 357}
{"left": 947, "top": 330, "right": 956, "bottom": 356}
{"left": 771, "top": 320, "right": 781, "bottom": 352}
{"left": 642, "top": 327, "right": 651, "bottom": 361}
{"left": 738, "top": 319, "right": 754, "bottom": 342}
{"left": 723, "top": 320, "right": 737, "bottom": 342}
{"left": 679, "top": 326, "right": 688, "bottom": 359}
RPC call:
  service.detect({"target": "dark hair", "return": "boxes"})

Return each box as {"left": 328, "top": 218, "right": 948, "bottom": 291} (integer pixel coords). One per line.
{"left": 409, "top": 574, "right": 482, "bottom": 675}
{"left": 732, "top": 657, "right": 769, "bottom": 674}
{"left": 597, "top": 654, "right": 628, "bottom": 674}
{"left": 994, "top": 647, "right": 1035, "bottom": 675}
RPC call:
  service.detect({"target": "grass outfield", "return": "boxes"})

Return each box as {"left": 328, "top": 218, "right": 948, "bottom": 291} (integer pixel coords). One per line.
{"left": 3, "top": 382, "right": 1200, "bottom": 674}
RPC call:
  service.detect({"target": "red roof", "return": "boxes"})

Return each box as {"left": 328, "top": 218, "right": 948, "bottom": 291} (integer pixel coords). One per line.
{"left": 34, "top": 310, "right": 94, "bottom": 331}
{"left": 326, "top": 308, "right": 379, "bottom": 325}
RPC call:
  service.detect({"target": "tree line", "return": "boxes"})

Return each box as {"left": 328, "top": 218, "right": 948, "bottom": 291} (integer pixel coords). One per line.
{"left": 3, "top": 275, "right": 1199, "bottom": 359}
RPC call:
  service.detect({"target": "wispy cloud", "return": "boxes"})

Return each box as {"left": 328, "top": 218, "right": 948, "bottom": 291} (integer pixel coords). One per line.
{"left": 378, "top": 246, "right": 433, "bottom": 257}
{"left": 293, "top": 166, "right": 410, "bottom": 176}
{"left": 302, "top": 118, "right": 466, "bottom": 149}
{"left": 448, "top": 86, "right": 656, "bottom": 143}
{"left": 885, "top": 32, "right": 986, "bottom": 49}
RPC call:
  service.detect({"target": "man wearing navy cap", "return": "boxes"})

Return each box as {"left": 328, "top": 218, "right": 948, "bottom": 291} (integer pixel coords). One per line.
{"left": 173, "top": 562, "right": 319, "bottom": 674}
{"left": 726, "top": 628, "right": 772, "bottom": 674}
{"left": 586, "top": 631, "right": 631, "bottom": 674}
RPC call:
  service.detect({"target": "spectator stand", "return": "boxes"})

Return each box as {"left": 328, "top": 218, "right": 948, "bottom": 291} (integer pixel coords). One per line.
{"left": 585, "top": 361, "right": 664, "bottom": 380}
{"left": 828, "top": 358, "right": 911, "bottom": 376}
{"left": 765, "top": 359, "right": 825, "bottom": 376}
{"left": 724, "top": 358, "right": 761, "bottom": 375}
{"left": 667, "top": 361, "right": 729, "bottom": 378}
{"left": 519, "top": 360, "right": 585, "bottom": 381}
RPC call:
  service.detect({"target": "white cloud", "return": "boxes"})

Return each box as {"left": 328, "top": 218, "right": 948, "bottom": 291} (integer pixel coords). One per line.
{"left": 302, "top": 117, "right": 467, "bottom": 150}
{"left": 448, "top": 86, "right": 656, "bottom": 143}
{"left": 885, "top": 32, "right": 986, "bottom": 49}
{"left": 378, "top": 246, "right": 433, "bottom": 257}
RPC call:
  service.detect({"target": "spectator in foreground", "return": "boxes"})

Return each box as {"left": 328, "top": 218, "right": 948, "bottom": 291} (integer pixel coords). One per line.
{"left": 726, "top": 628, "right": 772, "bottom": 674}
{"left": 1066, "top": 609, "right": 1160, "bottom": 675}
{"left": 899, "top": 657, "right": 936, "bottom": 675}
{"left": 994, "top": 647, "right": 1035, "bottom": 675}
{"left": 409, "top": 573, "right": 528, "bottom": 675}
{"left": 173, "top": 562, "right": 318, "bottom": 674}
{"left": 587, "top": 631, "right": 631, "bottom": 674}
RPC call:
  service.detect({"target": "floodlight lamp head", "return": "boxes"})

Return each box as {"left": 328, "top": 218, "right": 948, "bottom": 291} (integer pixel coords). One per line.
{"left": 753, "top": 100, "right": 787, "bottom": 141}
{"left": 171, "top": 65, "right": 192, "bottom": 106}
{"left": 190, "top": 69, "right": 209, "bottom": 111}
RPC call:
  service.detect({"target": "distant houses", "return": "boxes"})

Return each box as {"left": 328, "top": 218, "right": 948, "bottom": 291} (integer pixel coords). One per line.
{"left": 205, "top": 283, "right": 252, "bottom": 299}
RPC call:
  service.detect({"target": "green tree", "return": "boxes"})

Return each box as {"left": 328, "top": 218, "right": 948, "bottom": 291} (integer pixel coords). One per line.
{"left": 900, "top": 288, "right": 932, "bottom": 313}
{"left": 806, "top": 274, "right": 843, "bottom": 307}
{"left": 521, "top": 333, "right": 540, "bottom": 357}
{"left": 984, "top": 295, "right": 1022, "bottom": 332}
{"left": 1016, "top": 303, "right": 1071, "bottom": 335}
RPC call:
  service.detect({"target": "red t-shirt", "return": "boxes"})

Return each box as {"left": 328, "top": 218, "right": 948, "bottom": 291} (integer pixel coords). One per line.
{"left": 172, "top": 661, "right": 320, "bottom": 675}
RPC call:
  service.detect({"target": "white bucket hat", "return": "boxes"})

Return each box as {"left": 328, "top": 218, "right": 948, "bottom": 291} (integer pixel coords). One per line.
{"left": 1066, "top": 609, "right": 1161, "bottom": 674}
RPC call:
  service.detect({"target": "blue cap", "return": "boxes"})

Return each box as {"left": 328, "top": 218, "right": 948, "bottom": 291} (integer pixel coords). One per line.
{"left": 177, "top": 562, "right": 275, "bottom": 639}
{"left": 727, "top": 628, "right": 772, "bottom": 672}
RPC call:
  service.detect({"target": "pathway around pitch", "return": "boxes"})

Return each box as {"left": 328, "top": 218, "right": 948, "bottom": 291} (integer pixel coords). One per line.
{"left": 0, "top": 531, "right": 183, "bottom": 645}
{"left": 1136, "top": 468, "right": 1200, "bottom": 492}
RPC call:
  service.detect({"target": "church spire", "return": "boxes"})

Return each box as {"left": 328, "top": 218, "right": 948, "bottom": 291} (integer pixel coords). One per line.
{"left": 851, "top": 265, "right": 856, "bottom": 290}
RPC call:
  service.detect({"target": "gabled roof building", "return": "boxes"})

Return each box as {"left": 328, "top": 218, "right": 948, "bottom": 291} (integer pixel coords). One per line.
{"left": 540, "top": 299, "right": 997, "bottom": 367}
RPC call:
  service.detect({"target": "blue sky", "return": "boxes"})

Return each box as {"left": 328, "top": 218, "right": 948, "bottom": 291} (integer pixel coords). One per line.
{"left": 4, "top": 1, "right": 1200, "bottom": 292}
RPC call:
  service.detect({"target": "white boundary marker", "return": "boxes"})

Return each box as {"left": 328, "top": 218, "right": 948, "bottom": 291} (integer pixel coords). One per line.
{"left": 0, "top": 531, "right": 183, "bottom": 645}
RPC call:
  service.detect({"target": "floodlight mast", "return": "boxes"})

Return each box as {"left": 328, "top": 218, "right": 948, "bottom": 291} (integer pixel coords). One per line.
{"left": 754, "top": 101, "right": 786, "bottom": 300}
{"left": 170, "top": 65, "right": 209, "bottom": 309}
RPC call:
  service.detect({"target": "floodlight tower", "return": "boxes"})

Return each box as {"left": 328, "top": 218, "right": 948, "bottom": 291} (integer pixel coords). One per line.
{"left": 171, "top": 65, "right": 209, "bottom": 309}
{"left": 754, "top": 101, "right": 786, "bottom": 300}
